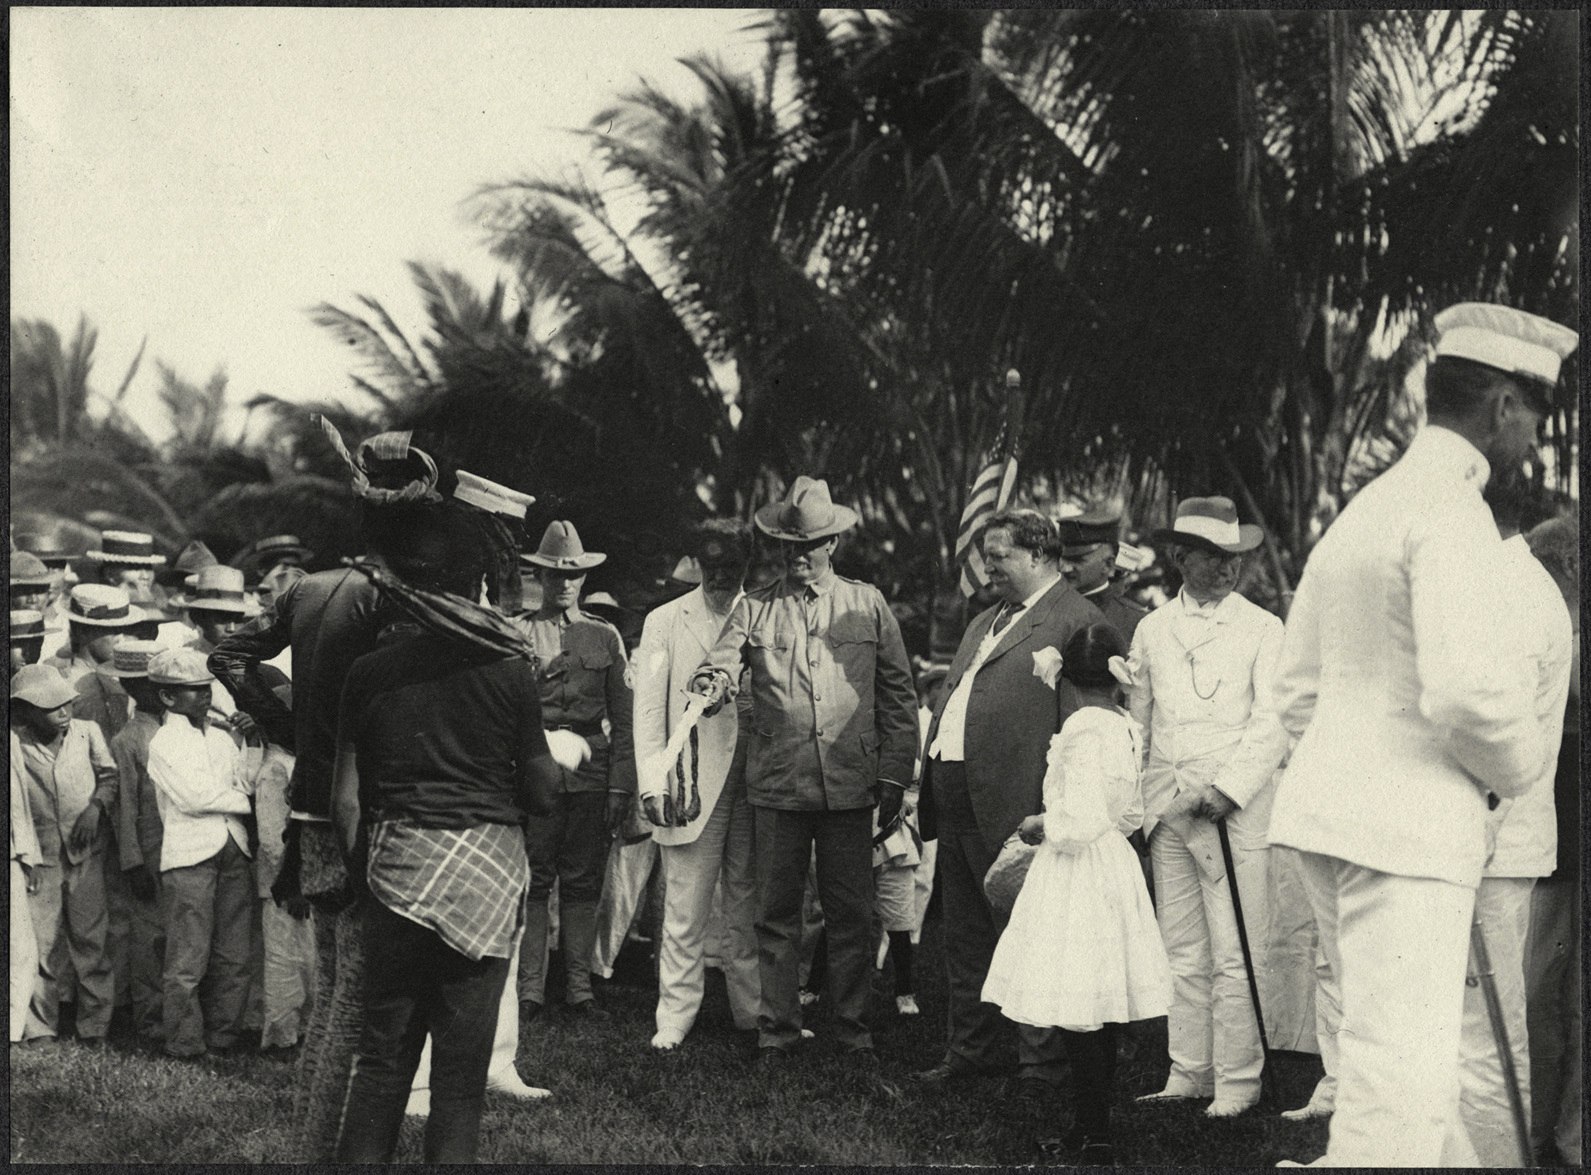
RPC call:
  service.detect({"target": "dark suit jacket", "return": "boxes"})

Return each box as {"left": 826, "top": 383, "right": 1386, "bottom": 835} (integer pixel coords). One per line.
{"left": 920, "top": 577, "right": 1103, "bottom": 855}
{"left": 1084, "top": 579, "right": 1147, "bottom": 647}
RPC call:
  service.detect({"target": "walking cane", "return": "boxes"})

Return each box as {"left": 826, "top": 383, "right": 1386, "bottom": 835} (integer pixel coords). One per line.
{"left": 1217, "top": 819, "right": 1273, "bottom": 1104}
{"left": 1468, "top": 919, "right": 1534, "bottom": 1167}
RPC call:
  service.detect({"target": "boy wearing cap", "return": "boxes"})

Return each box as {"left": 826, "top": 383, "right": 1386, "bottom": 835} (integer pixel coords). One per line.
{"left": 105, "top": 641, "right": 171, "bottom": 1042}
{"left": 1267, "top": 303, "right": 1575, "bottom": 1167}
{"left": 10, "top": 664, "right": 120, "bottom": 1043}
{"left": 46, "top": 584, "right": 155, "bottom": 743}
{"left": 146, "top": 647, "right": 258, "bottom": 1058}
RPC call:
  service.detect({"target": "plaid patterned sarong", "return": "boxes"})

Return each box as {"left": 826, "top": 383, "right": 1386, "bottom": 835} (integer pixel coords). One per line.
{"left": 366, "top": 819, "right": 528, "bottom": 961}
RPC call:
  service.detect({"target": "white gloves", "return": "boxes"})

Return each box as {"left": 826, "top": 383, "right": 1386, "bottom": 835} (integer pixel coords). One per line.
{"left": 545, "top": 729, "right": 593, "bottom": 772}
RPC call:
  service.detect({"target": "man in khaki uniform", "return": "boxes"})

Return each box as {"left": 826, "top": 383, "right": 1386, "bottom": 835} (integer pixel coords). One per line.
{"left": 514, "top": 521, "right": 636, "bottom": 1020}
{"left": 692, "top": 477, "right": 918, "bottom": 1063}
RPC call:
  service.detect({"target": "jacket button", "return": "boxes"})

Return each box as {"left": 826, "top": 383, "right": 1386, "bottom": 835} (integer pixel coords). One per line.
{"left": 813, "top": 693, "right": 821, "bottom": 702}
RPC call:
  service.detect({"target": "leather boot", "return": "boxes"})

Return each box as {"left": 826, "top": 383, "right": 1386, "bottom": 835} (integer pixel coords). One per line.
{"left": 560, "top": 900, "right": 600, "bottom": 1007}
{"left": 517, "top": 897, "right": 551, "bottom": 1006}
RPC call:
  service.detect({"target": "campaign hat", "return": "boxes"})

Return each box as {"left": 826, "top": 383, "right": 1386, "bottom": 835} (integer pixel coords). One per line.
{"left": 754, "top": 477, "right": 859, "bottom": 542}
{"left": 522, "top": 521, "right": 605, "bottom": 571}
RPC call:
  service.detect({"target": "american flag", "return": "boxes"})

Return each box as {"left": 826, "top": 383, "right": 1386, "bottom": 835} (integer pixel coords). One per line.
{"left": 955, "top": 448, "right": 1020, "bottom": 597}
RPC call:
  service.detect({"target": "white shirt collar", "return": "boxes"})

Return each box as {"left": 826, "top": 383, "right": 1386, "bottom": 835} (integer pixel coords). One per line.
{"left": 1412, "top": 425, "right": 1491, "bottom": 491}
{"left": 1177, "top": 587, "right": 1233, "bottom": 620}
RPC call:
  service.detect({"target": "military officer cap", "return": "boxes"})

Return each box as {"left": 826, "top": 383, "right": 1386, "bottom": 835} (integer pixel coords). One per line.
{"left": 1056, "top": 506, "right": 1123, "bottom": 549}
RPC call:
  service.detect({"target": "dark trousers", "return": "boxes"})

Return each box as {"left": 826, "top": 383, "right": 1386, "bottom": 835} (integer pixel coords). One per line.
{"left": 160, "top": 837, "right": 254, "bottom": 1057}
{"left": 518, "top": 789, "right": 612, "bottom": 1005}
{"left": 1061, "top": 1023, "right": 1120, "bottom": 1138}
{"left": 336, "top": 898, "right": 510, "bottom": 1164}
{"left": 931, "top": 759, "right": 1065, "bottom": 1080}
{"left": 754, "top": 804, "right": 874, "bottom": 1051}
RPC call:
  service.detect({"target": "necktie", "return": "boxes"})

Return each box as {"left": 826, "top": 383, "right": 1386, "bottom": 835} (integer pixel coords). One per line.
{"left": 989, "top": 602, "right": 1024, "bottom": 637}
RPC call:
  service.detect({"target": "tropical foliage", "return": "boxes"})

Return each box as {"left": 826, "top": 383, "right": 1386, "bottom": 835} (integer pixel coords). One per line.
{"left": 11, "top": 9, "right": 1577, "bottom": 627}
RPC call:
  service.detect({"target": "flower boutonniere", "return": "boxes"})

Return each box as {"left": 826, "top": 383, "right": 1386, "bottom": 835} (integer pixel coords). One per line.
{"left": 1031, "top": 646, "right": 1064, "bottom": 690}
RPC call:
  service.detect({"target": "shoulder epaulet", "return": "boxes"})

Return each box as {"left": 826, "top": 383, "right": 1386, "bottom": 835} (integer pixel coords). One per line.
{"left": 573, "top": 610, "right": 623, "bottom": 639}
{"left": 1118, "top": 596, "right": 1148, "bottom": 616}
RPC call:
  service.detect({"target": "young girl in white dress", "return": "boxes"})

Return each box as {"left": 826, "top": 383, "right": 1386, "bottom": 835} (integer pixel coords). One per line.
{"left": 982, "top": 622, "right": 1171, "bottom": 1164}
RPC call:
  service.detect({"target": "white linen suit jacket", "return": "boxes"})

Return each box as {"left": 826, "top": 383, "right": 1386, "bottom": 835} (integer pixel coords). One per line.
{"left": 633, "top": 586, "right": 745, "bottom": 847}
{"left": 1265, "top": 427, "right": 1543, "bottom": 888}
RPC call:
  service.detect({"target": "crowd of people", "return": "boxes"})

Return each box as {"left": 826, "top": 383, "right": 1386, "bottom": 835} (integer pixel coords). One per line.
{"left": 7, "top": 300, "right": 1581, "bottom": 1168}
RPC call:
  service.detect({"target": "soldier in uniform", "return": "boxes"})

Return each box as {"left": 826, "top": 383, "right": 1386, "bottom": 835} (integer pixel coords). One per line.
{"left": 1058, "top": 507, "right": 1148, "bottom": 646}
{"left": 514, "top": 521, "right": 637, "bottom": 1021}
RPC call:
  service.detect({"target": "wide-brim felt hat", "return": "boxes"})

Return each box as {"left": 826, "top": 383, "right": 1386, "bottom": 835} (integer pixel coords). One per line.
{"left": 86, "top": 530, "right": 167, "bottom": 567}
{"left": 522, "top": 521, "right": 606, "bottom": 571}
{"left": 754, "top": 476, "right": 859, "bottom": 542}
{"left": 1153, "top": 497, "right": 1264, "bottom": 556}
{"left": 9, "top": 551, "right": 55, "bottom": 588}
{"left": 182, "top": 566, "right": 257, "bottom": 615}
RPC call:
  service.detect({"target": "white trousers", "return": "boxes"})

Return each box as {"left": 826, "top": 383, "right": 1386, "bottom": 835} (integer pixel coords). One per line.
{"left": 593, "top": 837, "right": 659, "bottom": 979}
{"left": 1150, "top": 819, "right": 1271, "bottom": 1103}
{"left": 1458, "top": 876, "right": 1534, "bottom": 1167}
{"left": 656, "top": 775, "right": 759, "bottom": 1034}
{"left": 1303, "top": 930, "right": 1343, "bottom": 1113}
{"left": 1294, "top": 850, "right": 1477, "bottom": 1167}
{"left": 11, "top": 859, "right": 38, "bottom": 1043}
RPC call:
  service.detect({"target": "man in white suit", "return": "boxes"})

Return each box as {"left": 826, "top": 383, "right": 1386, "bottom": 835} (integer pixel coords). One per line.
{"left": 635, "top": 520, "right": 760, "bottom": 1050}
{"left": 1268, "top": 303, "right": 1576, "bottom": 1167}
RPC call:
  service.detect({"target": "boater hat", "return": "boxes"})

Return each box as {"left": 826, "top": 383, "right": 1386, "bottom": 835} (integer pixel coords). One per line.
{"left": 10, "top": 664, "right": 77, "bottom": 709}
{"left": 9, "top": 552, "right": 54, "bottom": 589}
{"left": 453, "top": 470, "right": 535, "bottom": 520}
{"left": 87, "top": 531, "right": 167, "bottom": 567}
{"left": 1433, "top": 303, "right": 1578, "bottom": 409}
{"left": 522, "top": 521, "right": 606, "bottom": 571}
{"left": 9, "top": 610, "right": 46, "bottom": 646}
{"left": 754, "top": 477, "right": 859, "bottom": 542}
{"left": 99, "top": 639, "right": 162, "bottom": 680}
{"left": 184, "top": 566, "right": 257, "bottom": 616}
{"left": 65, "top": 584, "right": 153, "bottom": 628}
{"left": 1153, "top": 497, "right": 1264, "bottom": 557}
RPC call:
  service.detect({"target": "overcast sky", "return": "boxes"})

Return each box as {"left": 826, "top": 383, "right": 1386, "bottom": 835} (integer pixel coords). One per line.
{"left": 11, "top": 7, "right": 766, "bottom": 440}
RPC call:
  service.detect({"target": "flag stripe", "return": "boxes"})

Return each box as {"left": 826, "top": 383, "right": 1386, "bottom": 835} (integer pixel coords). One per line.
{"left": 955, "top": 454, "right": 1019, "bottom": 598}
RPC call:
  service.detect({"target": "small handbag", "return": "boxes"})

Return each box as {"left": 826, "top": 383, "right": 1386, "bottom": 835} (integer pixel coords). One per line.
{"left": 983, "top": 831, "right": 1037, "bottom": 917}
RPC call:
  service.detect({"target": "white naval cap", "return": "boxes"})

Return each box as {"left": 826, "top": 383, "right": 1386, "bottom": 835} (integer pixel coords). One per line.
{"left": 453, "top": 470, "right": 535, "bottom": 519}
{"left": 1434, "top": 302, "right": 1578, "bottom": 390}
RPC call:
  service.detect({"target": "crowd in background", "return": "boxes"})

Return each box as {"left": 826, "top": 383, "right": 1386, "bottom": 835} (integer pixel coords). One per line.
{"left": 7, "top": 303, "right": 1582, "bottom": 1168}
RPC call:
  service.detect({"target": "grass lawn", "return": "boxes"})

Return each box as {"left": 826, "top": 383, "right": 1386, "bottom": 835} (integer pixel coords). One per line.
{"left": 9, "top": 917, "right": 1331, "bottom": 1165}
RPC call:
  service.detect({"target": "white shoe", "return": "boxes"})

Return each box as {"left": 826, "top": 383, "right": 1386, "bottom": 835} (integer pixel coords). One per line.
{"left": 800, "top": 1028, "right": 815, "bottom": 1040}
{"left": 405, "top": 1089, "right": 431, "bottom": 1118}
{"left": 487, "top": 1068, "right": 553, "bottom": 1100}
{"left": 1205, "top": 1096, "right": 1258, "bottom": 1118}
{"left": 1137, "top": 1083, "right": 1211, "bottom": 1103}
{"left": 651, "top": 1028, "right": 686, "bottom": 1051}
{"left": 1279, "top": 1100, "right": 1333, "bottom": 1122}
{"left": 895, "top": 994, "right": 920, "bottom": 1016}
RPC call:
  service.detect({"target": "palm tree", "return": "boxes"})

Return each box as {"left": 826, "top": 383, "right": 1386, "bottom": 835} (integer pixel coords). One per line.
{"left": 747, "top": 8, "right": 1576, "bottom": 603}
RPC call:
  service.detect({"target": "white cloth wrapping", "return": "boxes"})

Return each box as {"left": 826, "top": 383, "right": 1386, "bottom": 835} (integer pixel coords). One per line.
{"left": 982, "top": 708, "right": 1170, "bottom": 1032}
